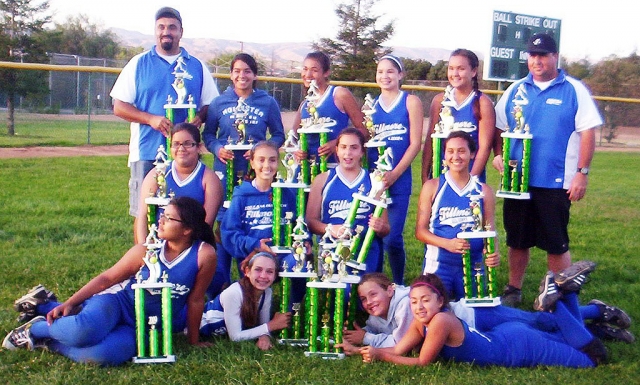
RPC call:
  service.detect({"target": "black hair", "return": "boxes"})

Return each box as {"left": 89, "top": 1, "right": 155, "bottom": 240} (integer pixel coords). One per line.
{"left": 305, "top": 51, "right": 331, "bottom": 74}
{"left": 450, "top": 49, "right": 482, "bottom": 122}
{"left": 231, "top": 53, "right": 259, "bottom": 89}
{"left": 169, "top": 196, "right": 214, "bottom": 246}
{"left": 336, "top": 127, "right": 366, "bottom": 148}
{"left": 171, "top": 122, "right": 201, "bottom": 144}
{"left": 410, "top": 274, "right": 450, "bottom": 311}
{"left": 444, "top": 130, "right": 477, "bottom": 154}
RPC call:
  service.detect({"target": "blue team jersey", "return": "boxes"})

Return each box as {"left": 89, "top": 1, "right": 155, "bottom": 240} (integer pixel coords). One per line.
{"left": 117, "top": 240, "right": 202, "bottom": 327}
{"left": 438, "top": 91, "right": 485, "bottom": 182}
{"left": 165, "top": 160, "right": 206, "bottom": 205}
{"left": 496, "top": 69, "right": 603, "bottom": 189}
{"left": 320, "top": 167, "right": 383, "bottom": 272}
{"left": 300, "top": 85, "right": 350, "bottom": 163}
{"left": 368, "top": 91, "right": 412, "bottom": 196}
{"left": 423, "top": 173, "right": 484, "bottom": 296}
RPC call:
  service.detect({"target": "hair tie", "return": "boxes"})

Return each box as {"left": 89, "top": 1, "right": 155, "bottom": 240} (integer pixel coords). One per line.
{"left": 410, "top": 282, "right": 442, "bottom": 298}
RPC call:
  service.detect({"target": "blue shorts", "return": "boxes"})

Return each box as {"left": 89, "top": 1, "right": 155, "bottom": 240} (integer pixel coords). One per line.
{"left": 129, "top": 160, "right": 155, "bottom": 216}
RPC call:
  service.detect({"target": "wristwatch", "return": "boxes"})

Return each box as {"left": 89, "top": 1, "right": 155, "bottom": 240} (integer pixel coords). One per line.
{"left": 577, "top": 167, "right": 590, "bottom": 175}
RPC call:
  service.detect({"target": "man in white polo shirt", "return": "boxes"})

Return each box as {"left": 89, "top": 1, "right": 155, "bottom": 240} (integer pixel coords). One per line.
{"left": 493, "top": 33, "right": 602, "bottom": 307}
{"left": 110, "top": 7, "right": 218, "bottom": 241}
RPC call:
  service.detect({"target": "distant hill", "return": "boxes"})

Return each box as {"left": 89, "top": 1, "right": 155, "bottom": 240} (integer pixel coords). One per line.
{"left": 111, "top": 28, "right": 468, "bottom": 74}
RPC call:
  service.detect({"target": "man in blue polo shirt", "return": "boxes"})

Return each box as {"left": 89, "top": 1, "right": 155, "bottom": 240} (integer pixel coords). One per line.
{"left": 493, "top": 33, "right": 603, "bottom": 307}
{"left": 110, "top": 7, "right": 218, "bottom": 241}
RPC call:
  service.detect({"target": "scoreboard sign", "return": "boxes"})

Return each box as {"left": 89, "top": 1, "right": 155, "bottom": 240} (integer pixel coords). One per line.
{"left": 485, "top": 10, "right": 561, "bottom": 82}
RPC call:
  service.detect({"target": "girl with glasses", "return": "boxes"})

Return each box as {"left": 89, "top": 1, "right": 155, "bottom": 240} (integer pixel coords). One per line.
{"left": 136, "top": 122, "right": 223, "bottom": 244}
{"left": 3, "top": 197, "right": 217, "bottom": 366}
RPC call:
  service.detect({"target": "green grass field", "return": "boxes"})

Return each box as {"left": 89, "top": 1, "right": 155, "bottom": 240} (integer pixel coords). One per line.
{"left": 0, "top": 151, "right": 639, "bottom": 384}
{"left": 0, "top": 114, "right": 129, "bottom": 147}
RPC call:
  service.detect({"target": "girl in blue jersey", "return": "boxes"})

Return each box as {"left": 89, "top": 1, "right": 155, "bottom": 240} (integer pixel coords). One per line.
{"left": 359, "top": 271, "right": 607, "bottom": 368}
{"left": 292, "top": 51, "right": 367, "bottom": 165}
{"left": 136, "top": 123, "right": 223, "bottom": 244}
{"left": 421, "top": 49, "right": 495, "bottom": 184}
{"left": 367, "top": 55, "right": 423, "bottom": 285}
{"left": 416, "top": 131, "right": 499, "bottom": 300}
{"left": 200, "top": 252, "right": 291, "bottom": 350}
{"left": 306, "top": 128, "right": 390, "bottom": 274}
{"left": 337, "top": 272, "right": 633, "bottom": 355}
{"left": 3, "top": 197, "right": 217, "bottom": 366}
{"left": 211, "top": 141, "right": 304, "bottom": 300}
{"left": 203, "top": 54, "right": 286, "bottom": 297}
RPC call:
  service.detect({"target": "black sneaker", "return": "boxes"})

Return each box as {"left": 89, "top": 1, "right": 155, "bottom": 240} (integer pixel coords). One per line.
{"left": 502, "top": 285, "right": 522, "bottom": 307}
{"left": 554, "top": 261, "right": 596, "bottom": 292}
{"left": 580, "top": 337, "right": 608, "bottom": 366}
{"left": 587, "top": 322, "right": 635, "bottom": 344}
{"left": 2, "top": 316, "right": 45, "bottom": 351}
{"left": 14, "top": 285, "right": 57, "bottom": 313}
{"left": 589, "top": 299, "right": 632, "bottom": 329}
{"left": 533, "top": 271, "right": 562, "bottom": 312}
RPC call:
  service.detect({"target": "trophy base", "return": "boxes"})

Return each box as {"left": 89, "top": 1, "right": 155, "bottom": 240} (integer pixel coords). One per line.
{"left": 298, "top": 126, "right": 331, "bottom": 134}
{"left": 345, "top": 259, "right": 367, "bottom": 271}
{"left": 329, "top": 274, "right": 361, "bottom": 284}
{"left": 163, "top": 103, "right": 196, "bottom": 109}
{"left": 272, "top": 181, "right": 309, "bottom": 189}
{"left": 224, "top": 144, "right": 253, "bottom": 151}
{"left": 460, "top": 297, "right": 501, "bottom": 307}
{"left": 145, "top": 197, "right": 171, "bottom": 206}
{"left": 496, "top": 190, "right": 531, "bottom": 200}
{"left": 271, "top": 246, "right": 293, "bottom": 254}
{"left": 457, "top": 230, "right": 497, "bottom": 239}
{"left": 304, "top": 351, "right": 345, "bottom": 360}
{"left": 132, "top": 355, "right": 176, "bottom": 364}
{"left": 501, "top": 131, "right": 532, "bottom": 140}
{"left": 280, "top": 271, "right": 317, "bottom": 278}
{"left": 352, "top": 193, "right": 388, "bottom": 208}
{"left": 431, "top": 131, "right": 451, "bottom": 139}
{"left": 364, "top": 140, "right": 386, "bottom": 148}
{"left": 278, "top": 338, "right": 308, "bottom": 347}
{"left": 131, "top": 282, "right": 173, "bottom": 289}
{"left": 307, "top": 281, "right": 347, "bottom": 289}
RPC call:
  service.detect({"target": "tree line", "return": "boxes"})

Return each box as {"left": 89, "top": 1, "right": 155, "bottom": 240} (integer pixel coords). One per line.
{"left": 1, "top": 0, "right": 638, "bottom": 136}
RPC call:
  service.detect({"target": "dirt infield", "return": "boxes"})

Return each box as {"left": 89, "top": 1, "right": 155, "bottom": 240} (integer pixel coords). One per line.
{"left": 0, "top": 112, "right": 638, "bottom": 159}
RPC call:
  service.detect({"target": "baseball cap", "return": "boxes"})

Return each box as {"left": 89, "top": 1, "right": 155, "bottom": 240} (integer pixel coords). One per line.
{"left": 155, "top": 7, "right": 182, "bottom": 24}
{"left": 527, "top": 33, "right": 558, "bottom": 54}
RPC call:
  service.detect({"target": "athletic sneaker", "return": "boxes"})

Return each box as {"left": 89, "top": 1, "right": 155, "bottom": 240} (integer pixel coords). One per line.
{"left": 2, "top": 316, "right": 45, "bottom": 351}
{"left": 580, "top": 337, "right": 608, "bottom": 366}
{"left": 554, "top": 260, "right": 596, "bottom": 292}
{"left": 533, "top": 271, "right": 562, "bottom": 312}
{"left": 13, "top": 285, "right": 56, "bottom": 322}
{"left": 587, "top": 322, "right": 635, "bottom": 344}
{"left": 588, "top": 299, "right": 632, "bottom": 329}
{"left": 502, "top": 285, "right": 522, "bottom": 307}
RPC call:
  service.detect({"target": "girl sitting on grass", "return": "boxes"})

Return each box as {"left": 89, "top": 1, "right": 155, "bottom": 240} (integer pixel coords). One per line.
{"left": 356, "top": 266, "right": 609, "bottom": 368}
{"left": 199, "top": 252, "right": 290, "bottom": 350}
{"left": 3, "top": 197, "right": 217, "bottom": 366}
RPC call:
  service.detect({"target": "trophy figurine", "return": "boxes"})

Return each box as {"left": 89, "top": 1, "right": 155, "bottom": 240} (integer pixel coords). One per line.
{"left": 497, "top": 84, "right": 532, "bottom": 200}
{"left": 132, "top": 255, "right": 176, "bottom": 363}
{"left": 456, "top": 177, "right": 500, "bottom": 307}
{"left": 430, "top": 85, "right": 457, "bottom": 178}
